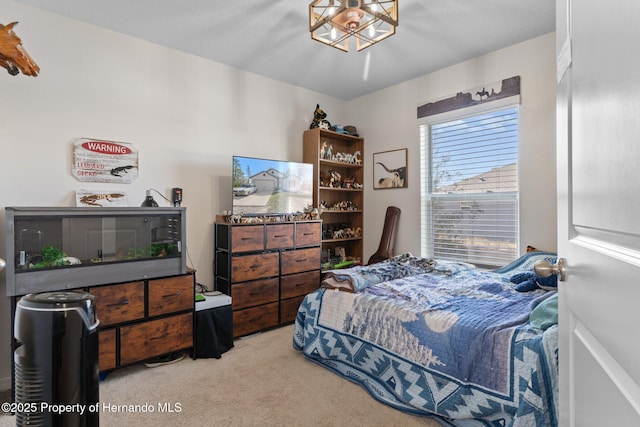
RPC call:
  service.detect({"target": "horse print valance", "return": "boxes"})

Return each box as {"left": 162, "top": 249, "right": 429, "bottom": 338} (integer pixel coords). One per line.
{"left": 417, "top": 76, "right": 520, "bottom": 119}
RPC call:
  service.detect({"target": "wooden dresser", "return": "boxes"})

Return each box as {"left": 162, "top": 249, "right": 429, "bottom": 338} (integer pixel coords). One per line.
{"left": 214, "top": 220, "right": 321, "bottom": 337}
{"left": 89, "top": 273, "right": 194, "bottom": 371}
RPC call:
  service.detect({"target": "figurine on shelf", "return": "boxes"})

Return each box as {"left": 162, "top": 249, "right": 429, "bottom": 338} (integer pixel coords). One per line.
{"left": 343, "top": 176, "right": 355, "bottom": 189}
{"left": 353, "top": 151, "right": 362, "bottom": 165}
{"left": 329, "top": 169, "right": 342, "bottom": 187}
{"left": 325, "top": 144, "right": 333, "bottom": 160}
{"left": 309, "top": 104, "right": 332, "bottom": 130}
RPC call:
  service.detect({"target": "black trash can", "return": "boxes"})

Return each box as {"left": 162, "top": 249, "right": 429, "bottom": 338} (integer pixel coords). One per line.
{"left": 14, "top": 291, "right": 100, "bottom": 427}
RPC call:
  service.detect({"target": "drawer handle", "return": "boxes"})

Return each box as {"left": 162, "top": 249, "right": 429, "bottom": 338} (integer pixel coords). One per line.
{"left": 274, "top": 234, "right": 287, "bottom": 238}
{"left": 149, "top": 332, "right": 169, "bottom": 341}
{"left": 162, "top": 292, "right": 182, "bottom": 298}
{"left": 303, "top": 232, "right": 314, "bottom": 236}
{"left": 296, "top": 259, "right": 308, "bottom": 263}
{"left": 106, "top": 299, "right": 128, "bottom": 307}
{"left": 241, "top": 237, "right": 252, "bottom": 240}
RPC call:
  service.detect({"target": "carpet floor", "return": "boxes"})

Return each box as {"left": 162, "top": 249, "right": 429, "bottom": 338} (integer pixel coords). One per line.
{"left": 0, "top": 324, "right": 441, "bottom": 426}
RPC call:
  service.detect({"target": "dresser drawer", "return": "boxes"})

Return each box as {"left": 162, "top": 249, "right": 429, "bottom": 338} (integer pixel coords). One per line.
{"left": 98, "top": 329, "right": 117, "bottom": 372}
{"left": 295, "top": 222, "right": 321, "bottom": 247}
{"left": 230, "top": 225, "right": 264, "bottom": 253}
{"left": 231, "top": 252, "right": 279, "bottom": 282}
{"left": 120, "top": 312, "right": 193, "bottom": 365}
{"left": 148, "top": 275, "right": 194, "bottom": 317}
{"left": 281, "top": 247, "right": 320, "bottom": 275}
{"left": 91, "top": 281, "right": 145, "bottom": 326}
{"left": 233, "top": 302, "right": 279, "bottom": 337}
{"left": 231, "top": 277, "right": 279, "bottom": 310}
{"left": 281, "top": 270, "right": 320, "bottom": 299}
{"left": 266, "top": 224, "right": 294, "bottom": 250}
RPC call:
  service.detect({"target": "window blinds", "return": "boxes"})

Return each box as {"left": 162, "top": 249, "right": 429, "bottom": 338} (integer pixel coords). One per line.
{"left": 422, "top": 107, "right": 519, "bottom": 267}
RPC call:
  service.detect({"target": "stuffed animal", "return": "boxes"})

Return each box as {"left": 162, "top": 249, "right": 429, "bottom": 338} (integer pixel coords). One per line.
{"left": 309, "top": 104, "right": 332, "bottom": 130}
{"left": 509, "top": 270, "right": 558, "bottom": 292}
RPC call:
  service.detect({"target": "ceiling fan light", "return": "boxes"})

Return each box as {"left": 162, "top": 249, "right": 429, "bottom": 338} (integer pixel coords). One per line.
{"left": 309, "top": 0, "right": 398, "bottom": 52}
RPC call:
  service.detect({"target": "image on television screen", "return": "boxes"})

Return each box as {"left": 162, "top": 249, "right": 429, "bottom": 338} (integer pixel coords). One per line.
{"left": 232, "top": 156, "right": 313, "bottom": 215}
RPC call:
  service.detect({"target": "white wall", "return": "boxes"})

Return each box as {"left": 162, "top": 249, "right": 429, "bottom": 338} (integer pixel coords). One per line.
{"left": 0, "top": 0, "right": 557, "bottom": 389}
{"left": 346, "top": 33, "right": 557, "bottom": 262}
{"left": 0, "top": 0, "right": 344, "bottom": 389}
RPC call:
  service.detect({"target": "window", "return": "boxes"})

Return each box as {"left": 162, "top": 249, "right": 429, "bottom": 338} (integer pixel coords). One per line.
{"left": 420, "top": 106, "right": 519, "bottom": 267}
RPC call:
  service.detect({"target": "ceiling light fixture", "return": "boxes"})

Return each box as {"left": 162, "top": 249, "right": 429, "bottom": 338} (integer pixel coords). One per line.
{"left": 309, "top": 0, "right": 398, "bottom": 52}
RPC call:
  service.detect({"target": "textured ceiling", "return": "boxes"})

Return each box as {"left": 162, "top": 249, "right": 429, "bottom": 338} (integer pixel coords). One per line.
{"left": 16, "top": 0, "right": 556, "bottom": 100}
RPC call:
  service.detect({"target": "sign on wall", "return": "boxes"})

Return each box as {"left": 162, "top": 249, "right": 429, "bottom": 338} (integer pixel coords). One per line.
{"left": 72, "top": 138, "right": 139, "bottom": 183}
{"left": 76, "top": 189, "right": 129, "bottom": 207}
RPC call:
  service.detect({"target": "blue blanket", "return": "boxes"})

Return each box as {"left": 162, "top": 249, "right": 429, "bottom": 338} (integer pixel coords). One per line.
{"left": 321, "top": 253, "right": 439, "bottom": 292}
{"left": 294, "top": 254, "right": 558, "bottom": 426}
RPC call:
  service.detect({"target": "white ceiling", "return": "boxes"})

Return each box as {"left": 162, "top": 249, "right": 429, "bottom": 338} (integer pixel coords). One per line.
{"left": 16, "top": 0, "right": 556, "bottom": 100}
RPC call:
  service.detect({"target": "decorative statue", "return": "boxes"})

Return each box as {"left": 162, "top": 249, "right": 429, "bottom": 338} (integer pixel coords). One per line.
{"left": 309, "top": 104, "right": 332, "bottom": 130}
{"left": 0, "top": 22, "right": 39, "bottom": 77}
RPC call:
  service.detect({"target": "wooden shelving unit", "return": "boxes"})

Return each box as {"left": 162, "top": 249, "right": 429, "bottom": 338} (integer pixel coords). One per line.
{"left": 303, "top": 128, "right": 364, "bottom": 269}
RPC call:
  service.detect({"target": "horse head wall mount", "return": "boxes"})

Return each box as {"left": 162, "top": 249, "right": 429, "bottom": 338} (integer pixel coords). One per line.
{"left": 0, "top": 22, "right": 39, "bottom": 77}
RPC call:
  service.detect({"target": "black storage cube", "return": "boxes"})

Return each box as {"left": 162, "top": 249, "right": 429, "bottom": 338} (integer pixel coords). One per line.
{"left": 193, "top": 304, "right": 234, "bottom": 359}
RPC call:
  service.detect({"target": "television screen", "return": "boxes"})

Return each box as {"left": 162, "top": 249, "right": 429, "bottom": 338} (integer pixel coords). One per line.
{"left": 232, "top": 156, "right": 314, "bottom": 215}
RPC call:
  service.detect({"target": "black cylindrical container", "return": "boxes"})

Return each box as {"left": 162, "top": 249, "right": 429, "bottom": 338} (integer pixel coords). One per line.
{"left": 14, "top": 291, "right": 100, "bottom": 426}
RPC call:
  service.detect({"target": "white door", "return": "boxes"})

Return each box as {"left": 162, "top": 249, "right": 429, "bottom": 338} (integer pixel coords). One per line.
{"left": 557, "top": 0, "right": 640, "bottom": 425}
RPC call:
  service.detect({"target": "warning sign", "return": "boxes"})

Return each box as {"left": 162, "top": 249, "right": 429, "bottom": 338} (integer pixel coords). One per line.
{"left": 72, "top": 138, "right": 139, "bottom": 183}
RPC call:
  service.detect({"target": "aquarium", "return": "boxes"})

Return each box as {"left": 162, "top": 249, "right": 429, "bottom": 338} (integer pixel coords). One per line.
{"left": 5, "top": 207, "right": 187, "bottom": 296}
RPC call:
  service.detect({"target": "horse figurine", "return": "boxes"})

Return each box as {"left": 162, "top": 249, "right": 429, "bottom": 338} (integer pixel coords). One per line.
{"left": 475, "top": 87, "right": 489, "bottom": 100}
{"left": 0, "top": 22, "right": 39, "bottom": 77}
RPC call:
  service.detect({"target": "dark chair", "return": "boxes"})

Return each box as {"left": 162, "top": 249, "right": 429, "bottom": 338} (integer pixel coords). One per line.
{"left": 367, "top": 206, "right": 401, "bottom": 265}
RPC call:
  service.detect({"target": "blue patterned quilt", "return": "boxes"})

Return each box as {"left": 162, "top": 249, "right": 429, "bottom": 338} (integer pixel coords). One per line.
{"left": 293, "top": 253, "right": 558, "bottom": 426}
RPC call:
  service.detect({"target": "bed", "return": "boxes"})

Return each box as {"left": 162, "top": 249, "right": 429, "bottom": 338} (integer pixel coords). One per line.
{"left": 293, "top": 252, "right": 559, "bottom": 427}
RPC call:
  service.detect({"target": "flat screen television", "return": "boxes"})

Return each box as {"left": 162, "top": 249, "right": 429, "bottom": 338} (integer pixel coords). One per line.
{"left": 232, "top": 155, "right": 314, "bottom": 215}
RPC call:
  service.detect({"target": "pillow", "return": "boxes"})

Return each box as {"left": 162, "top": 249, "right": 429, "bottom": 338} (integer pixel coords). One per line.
{"left": 529, "top": 293, "right": 558, "bottom": 330}
{"left": 509, "top": 271, "right": 539, "bottom": 292}
{"left": 493, "top": 251, "right": 558, "bottom": 276}
{"left": 508, "top": 263, "right": 558, "bottom": 292}
{"left": 322, "top": 253, "right": 437, "bottom": 292}
{"left": 536, "top": 272, "right": 558, "bottom": 291}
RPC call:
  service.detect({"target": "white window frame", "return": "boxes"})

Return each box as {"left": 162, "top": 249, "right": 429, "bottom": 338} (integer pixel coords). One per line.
{"left": 419, "top": 95, "right": 520, "bottom": 267}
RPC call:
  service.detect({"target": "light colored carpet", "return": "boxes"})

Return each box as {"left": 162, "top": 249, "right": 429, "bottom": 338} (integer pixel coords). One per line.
{"left": 1, "top": 324, "right": 441, "bottom": 426}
